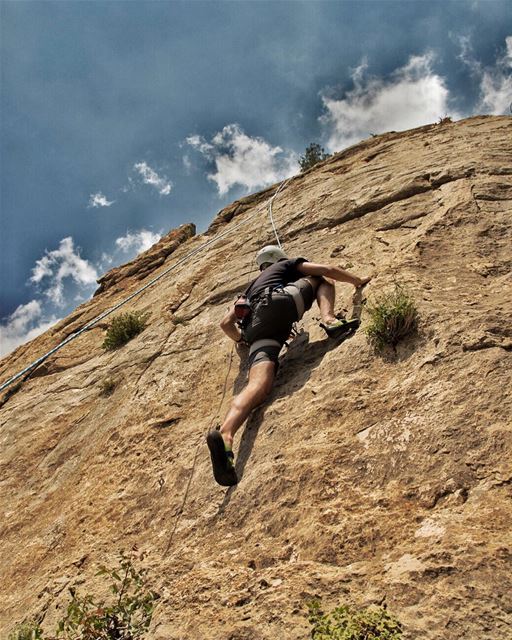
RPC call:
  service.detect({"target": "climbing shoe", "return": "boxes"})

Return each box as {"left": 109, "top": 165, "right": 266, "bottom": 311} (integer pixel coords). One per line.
{"left": 206, "top": 430, "right": 238, "bottom": 487}
{"left": 320, "top": 317, "right": 360, "bottom": 339}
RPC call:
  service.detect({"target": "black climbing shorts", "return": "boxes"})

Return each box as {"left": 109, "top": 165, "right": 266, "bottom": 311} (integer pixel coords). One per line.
{"left": 247, "top": 343, "right": 282, "bottom": 370}
{"left": 244, "top": 278, "right": 316, "bottom": 370}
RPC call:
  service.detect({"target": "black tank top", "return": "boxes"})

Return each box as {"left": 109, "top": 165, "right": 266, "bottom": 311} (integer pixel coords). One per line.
{"left": 244, "top": 258, "right": 308, "bottom": 300}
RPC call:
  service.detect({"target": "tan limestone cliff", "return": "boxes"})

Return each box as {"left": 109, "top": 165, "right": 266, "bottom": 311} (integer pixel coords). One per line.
{"left": 1, "top": 115, "right": 511, "bottom": 640}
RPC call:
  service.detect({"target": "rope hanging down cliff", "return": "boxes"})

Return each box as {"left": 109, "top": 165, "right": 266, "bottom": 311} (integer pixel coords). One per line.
{"left": 267, "top": 177, "right": 291, "bottom": 249}
{"left": 0, "top": 178, "right": 293, "bottom": 394}
{"left": 162, "top": 342, "right": 235, "bottom": 556}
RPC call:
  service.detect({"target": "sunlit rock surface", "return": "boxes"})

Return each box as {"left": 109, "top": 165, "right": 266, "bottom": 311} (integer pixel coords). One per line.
{"left": 1, "top": 116, "right": 511, "bottom": 639}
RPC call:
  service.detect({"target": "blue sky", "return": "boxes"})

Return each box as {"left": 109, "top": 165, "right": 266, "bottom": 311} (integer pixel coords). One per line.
{"left": 1, "top": 0, "right": 511, "bottom": 356}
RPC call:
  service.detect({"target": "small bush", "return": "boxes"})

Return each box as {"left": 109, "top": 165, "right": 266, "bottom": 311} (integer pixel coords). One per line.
{"left": 299, "top": 143, "right": 330, "bottom": 172}
{"left": 308, "top": 601, "right": 403, "bottom": 639}
{"left": 9, "top": 552, "right": 158, "bottom": 640}
{"left": 171, "top": 316, "right": 188, "bottom": 326}
{"left": 8, "top": 622, "right": 43, "bottom": 640}
{"left": 364, "top": 284, "right": 418, "bottom": 351}
{"left": 57, "top": 551, "right": 158, "bottom": 639}
{"left": 102, "top": 311, "right": 150, "bottom": 351}
{"left": 99, "top": 377, "right": 118, "bottom": 397}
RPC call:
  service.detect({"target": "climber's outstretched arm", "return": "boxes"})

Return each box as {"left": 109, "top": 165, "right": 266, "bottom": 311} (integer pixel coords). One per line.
{"left": 298, "top": 261, "right": 371, "bottom": 288}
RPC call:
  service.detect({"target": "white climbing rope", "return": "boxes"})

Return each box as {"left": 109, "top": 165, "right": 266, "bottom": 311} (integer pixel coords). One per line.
{"left": 0, "top": 178, "right": 294, "bottom": 394}
{"left": 267, "top": 176, "right": 292, "bottom": 249}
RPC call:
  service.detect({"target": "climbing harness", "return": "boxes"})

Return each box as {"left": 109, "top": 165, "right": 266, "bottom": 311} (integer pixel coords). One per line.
{"left": 277, "top": 283, "right": 305, "bottom": 320}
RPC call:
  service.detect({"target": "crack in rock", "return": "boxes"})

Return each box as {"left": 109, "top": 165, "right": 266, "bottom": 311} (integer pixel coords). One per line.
{"left": 285, "top": 170, "right": 475, "bottom": 240}
{"left": 376, "top": 210, "right": 429, "bottom": 231}
{"left": 462, "top": 338, "right": 512, "bottom": 352}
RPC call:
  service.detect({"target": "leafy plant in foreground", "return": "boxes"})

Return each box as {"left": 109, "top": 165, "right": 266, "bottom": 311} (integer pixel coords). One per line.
{"left": 102, "top": 311, "right": 150, "bottom": 351}
{"left": 364, "top": 283, "right": 418, "bottom": 351}
{"left": 8, "top": 621, "right": 43, "bottom": 640}
{"left": 307, "top": 601, "right": 403, "bottom": 640}
{"left": 56, "top": 551, "right": 158, "bottom": 640}
{"left": 9, "top": 552, "right": 158, "bottom": 640}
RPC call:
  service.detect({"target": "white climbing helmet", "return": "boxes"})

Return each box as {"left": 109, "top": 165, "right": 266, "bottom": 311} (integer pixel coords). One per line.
{"left": 256, "top": 245, "right": 287, "bottom": 268}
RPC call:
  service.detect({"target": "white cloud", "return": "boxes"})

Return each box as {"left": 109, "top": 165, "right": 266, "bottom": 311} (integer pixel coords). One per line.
{"left": 1, "top": 228, "right": 159, "bottom": 357}
{"left": 186, "top": 123, "right": 298, "bottom": 195}
{"left": 0, "top": 300, "right": 60, "bottom": 357}
{"left": 88, "top": 192, "right": 115, "bottom": 208}
{"left": 182, "top": 154, "right": 193, "bottom": 173}
{"left": 456, "top": 34, "right": 476, "bottom": 69}
{"left": 101, "top": 251, "right": 114, "bottom": 266}
{"left": 133, "top": 161, "right": 173, "bottom": 195}
{"left": 479, "top": 36, "right": 512, "bottom": 114}
{"left": 115, "top": 229, "right": 161, "bottom": 254}
{"left": 320, "top": 53, "right": 457, "bottom": 151}
{"left": 185, "top": 135, "right": 213, "bottom": 155}
{"left": 98, "top": 228, "right": 163, "bottom": 275}
{"left": 30, "top": 237, "right": 98, "bottom": 306}
{"left": 121, "top": 179, "right": 133, "bottom": 194}
{"left": 351, "top": 57, "right": 369, "bottom": 86}
{"left": 457, "top": 34, "right": 512, "bottom": 115}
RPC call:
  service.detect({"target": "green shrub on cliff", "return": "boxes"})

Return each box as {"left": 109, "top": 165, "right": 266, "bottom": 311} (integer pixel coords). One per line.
{"left": 102, "top": 311, "right": 150, "bottom": 351}
{"left": 307, "top": 601, "right": 403, "bottom": 639}
{"left": 299, "top": 142, "right": 330, "bottom": 172}
{"left": 9, "top": 552, "right": 158, "bottom": 640}
{"left": 8, "top": 622, "right": 43, "bottom": 640}
{"left": 364, "top": 284, "right": 418, "bottom": 351}
{"left": 57, "top": 551, "right": 157, "bottom": 639}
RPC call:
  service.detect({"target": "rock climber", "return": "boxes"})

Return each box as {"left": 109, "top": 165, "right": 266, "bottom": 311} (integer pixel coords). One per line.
{"left": 207, "top": 245, "right": 371, "bottom": 486}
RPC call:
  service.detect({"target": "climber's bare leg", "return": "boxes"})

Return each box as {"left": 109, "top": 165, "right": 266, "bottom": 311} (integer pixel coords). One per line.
{"left": 305, "top": 275, "right": 337, "bottom": 324}
{"left": 219, "top": 361, "right": 275, "bottom": 448}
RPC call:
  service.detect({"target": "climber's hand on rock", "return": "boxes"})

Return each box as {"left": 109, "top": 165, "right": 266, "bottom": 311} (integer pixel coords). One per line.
{"left": 355, "top": 276, "right": 371, "bottom": 289}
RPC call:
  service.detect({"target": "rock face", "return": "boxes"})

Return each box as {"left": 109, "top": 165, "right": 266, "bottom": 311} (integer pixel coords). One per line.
{"left": 94, "top": 223, "right": 196, "bottom": 296}
{"left": 1, "top": 116, "right": 511, "bottom": 639}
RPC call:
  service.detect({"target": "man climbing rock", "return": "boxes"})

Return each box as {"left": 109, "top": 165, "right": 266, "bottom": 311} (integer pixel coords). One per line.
{"left": 207, "top": 245, "right": 371, "bottom": 486}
